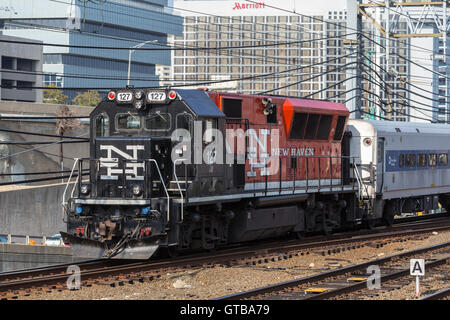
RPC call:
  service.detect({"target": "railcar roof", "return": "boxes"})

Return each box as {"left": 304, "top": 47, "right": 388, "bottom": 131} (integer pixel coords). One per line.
{"left": 177, "top": 90, "right": 226, "bottom": 118}
{"left": 349, "top": 119, "right": 450, "bottom": 134}
{"left": 284, "top": 97, "right": 348, "bottom": 113}
{"left": 212, "top": 91, "right": 348, "bottom": 113}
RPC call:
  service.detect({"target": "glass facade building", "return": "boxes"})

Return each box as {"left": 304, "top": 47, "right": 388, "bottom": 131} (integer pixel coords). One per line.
{"left": 0, "top": 0, "right": 183, "bottom": 100}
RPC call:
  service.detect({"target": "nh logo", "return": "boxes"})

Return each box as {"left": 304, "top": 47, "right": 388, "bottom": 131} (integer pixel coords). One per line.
{"left": 99, "top": 145, "right": 144, "bottom": 180}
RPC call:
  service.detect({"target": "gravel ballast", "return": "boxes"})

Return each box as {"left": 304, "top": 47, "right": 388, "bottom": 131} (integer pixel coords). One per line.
{"left": 17, "top": 230, "right": 450, "bottom": 300}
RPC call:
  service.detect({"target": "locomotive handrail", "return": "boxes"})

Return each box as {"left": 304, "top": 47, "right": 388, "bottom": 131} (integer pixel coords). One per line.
{"left": 173, "top": 158, "right": 187, "bottom": 222}
{"left": 146, "top": 158, "right": 170, "bottom": 224}
{"left": 254, "top": 155, "right": 358, "bottom": 195}
{"left": 61, "top": 158, "right": 80, "bottom": 220}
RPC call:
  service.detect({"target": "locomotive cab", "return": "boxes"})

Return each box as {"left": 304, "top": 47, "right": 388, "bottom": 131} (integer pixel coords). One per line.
{"left": 62, "top": 88, "right": 226, "bottom": 259}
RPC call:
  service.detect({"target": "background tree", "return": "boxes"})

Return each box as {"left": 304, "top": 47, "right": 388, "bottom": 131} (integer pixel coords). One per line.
{"left": 72, "top": 90, "right": 102, "bottom": 107}
{"left": 43, "top": 84, "right": 68, "bottom": 104}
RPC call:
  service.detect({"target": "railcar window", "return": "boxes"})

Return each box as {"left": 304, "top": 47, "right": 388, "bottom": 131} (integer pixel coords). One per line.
{"left": 399, "top": 154, "right": 405, "bottom": 168}
{"left": 144, "top": 112, "right": 171, "bottom": 131}
{"left": 333, "top": 116, "right": 346, "bottom": 141}
{"left": 377, "top": 140, "right": 384, "bottom": 163}
{"left": 418, "top": 154, "right": 427, "bottom": 167}
{"left": 116, "top": 113, "right": 141, "bottom": 130}
{"left": 406, "top": 154, "right": 416, "bottom": 167}
{"left": 429, "top": 154, "right": 437, "bottom": 166}
{"left": 317, "top": 115, "right": 332, "bottom": 140}
{"left": 439, "top": 153, "right": 448, "bottom": 166}
{"left": 304, "top": 114, "right": 320, "bottom": 140}
{"left": 94, "top": 113, "right": 109, "bottom": 137}
{"left": 289, "top": 113, "right": 308, "bottom": 139}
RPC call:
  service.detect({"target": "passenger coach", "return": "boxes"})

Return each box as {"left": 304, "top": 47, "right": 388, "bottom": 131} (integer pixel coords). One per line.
{"left": 347, "top": 120, "right": 450, "bottom": 226}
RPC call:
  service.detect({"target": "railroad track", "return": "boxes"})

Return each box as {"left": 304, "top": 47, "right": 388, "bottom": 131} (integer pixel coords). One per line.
{"left": 1, "top": 216, "right": 449, "bottom": 300}
{"left": 419, "top": 287, "right": 450, "bottom": 300}
{"left": 215, "top": 241, "right": 450, "bottom": 300}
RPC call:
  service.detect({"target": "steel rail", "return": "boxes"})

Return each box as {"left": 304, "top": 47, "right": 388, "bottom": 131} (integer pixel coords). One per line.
{"left": 214, "top": 241, "right": 450, "bottom": 300}
{"left": 419, "top": 287, "right": 450, "bottom": 300}
{"left": 0, "top": 259, "right": 135, "bottom": 284}
{"left": 302, "top": 257, "right": 449, "bottom": 300}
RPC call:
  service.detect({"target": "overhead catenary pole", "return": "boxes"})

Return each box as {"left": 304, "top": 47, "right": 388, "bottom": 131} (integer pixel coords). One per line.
{"left": 346, "top": 0, "right": 363, "bottom": 119}
{"left": 358, "top": 0, "right": 450, "bottom": 122}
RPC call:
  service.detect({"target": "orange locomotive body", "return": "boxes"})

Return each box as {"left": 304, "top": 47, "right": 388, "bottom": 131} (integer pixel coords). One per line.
{"left": 208, "top": 91, "right": 349, "bottom": 189}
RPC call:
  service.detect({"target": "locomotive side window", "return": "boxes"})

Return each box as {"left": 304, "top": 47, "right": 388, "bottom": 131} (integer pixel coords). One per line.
{"left": 418, "top": 154, "right": 427, "bottom": 167}
{"left": 406, "top": 154, "right": 416, "bottom": 167}
{"left": 176, "top": 113, "right": 193, "bottom": 131}
{"left": 304, "top": 113, "right": 320, "bottom": 140}
{"left": 94, "top": 113, "right": 109, "bottom": 137}
{"left": 145, "top": 112, "right": 171, "bottom": 131}
{"left": 333, "top": 116, "right": 346, "bottom": 141}
{"left": 399, "top": 154, "right": 405, "bottom": 168}
{"left": 266, "top": 104, "right": 277, "bottom": 124}
{"left": 429, "top": 153, "right": 437, "bottom": 166}
{"left": 116, "top": 113, "right": 141, "bottom": 130}
{"left": 439, "top": 153, "right": 448, "bottom": 166}
{"left": 222, "top": 98, "right": 242, "bottom": 118}
{"left": 289, "top": 113, "right": 307, "bottom": 139}
{"left": 175, "top": 113, "right": 193, "bottom": 142}
{"left": 317, "top": 115, "right": 332, "bottom": 140}
{"left": 203, "top": 119, "right": 218, "bottom": 144}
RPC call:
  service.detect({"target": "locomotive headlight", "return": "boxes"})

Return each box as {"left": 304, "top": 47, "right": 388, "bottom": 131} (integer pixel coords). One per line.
{"left": 132, "top": 185, "right": 142, "bottom": 196}
{"left": 80, "top": 184, "right": 91, "bottom": 195}
{"left": 134, "top": 100, "right": 145, "bottom": 110}
{"left": 134, "top": 90, "right": 144, "bottom": 100}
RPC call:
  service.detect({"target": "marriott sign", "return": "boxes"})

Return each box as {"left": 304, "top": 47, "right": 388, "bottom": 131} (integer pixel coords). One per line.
{"left": 233, "top": 2, "right": 266, "bottom": 10}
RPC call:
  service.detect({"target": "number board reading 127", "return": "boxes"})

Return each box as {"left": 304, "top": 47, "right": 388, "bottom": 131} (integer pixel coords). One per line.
{"left": 116, "top": 91, "right": 133, "bottom": 103}
{"left": 147, "top": 91, "right": 167, "bottom": 103}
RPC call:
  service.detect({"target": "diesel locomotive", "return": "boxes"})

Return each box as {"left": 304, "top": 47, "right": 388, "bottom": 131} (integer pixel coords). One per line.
{"left": 61, "top": 88, "right": 449, "bottom": 259}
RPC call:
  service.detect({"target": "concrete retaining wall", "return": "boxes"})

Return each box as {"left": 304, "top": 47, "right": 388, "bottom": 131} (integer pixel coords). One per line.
{"left": 0, "top": 100, "right": 91, "bottom": 185}
{"left": 0, "top": 182, "right": 73, "bottom": 236}
{"left": 0, "top": 243, "right": 76, "bottom": 272}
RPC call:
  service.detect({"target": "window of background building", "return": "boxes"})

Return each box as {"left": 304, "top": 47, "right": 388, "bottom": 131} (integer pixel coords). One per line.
{"left": 16, "top": 59, "right": 33, "bottom": 71}
{"left": 1, "top": 56, "right": 13, "bottom": 69}
{"left": 43, "top": 74, "right": 62, "bottom": 87}
{"left": 1, "top": 79, "right": 14, "bottom": 88}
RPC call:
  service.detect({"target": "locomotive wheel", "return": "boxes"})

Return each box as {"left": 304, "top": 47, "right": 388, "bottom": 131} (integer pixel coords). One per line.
{"left": 167, "top": 246, "right": 179, "bottom": 258}
{"left": 366, "top": 218, "right": 377, "bottom": 230}
{"left": 160, "top": 246, "right": 178, "bottom": 258}
{"left": 295, "top": 232, "right": 306, "bottom": 239}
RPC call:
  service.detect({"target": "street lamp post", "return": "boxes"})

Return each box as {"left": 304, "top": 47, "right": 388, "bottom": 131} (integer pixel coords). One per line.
{"left": 127, "top": 39, "right": 158, "bottom": 86}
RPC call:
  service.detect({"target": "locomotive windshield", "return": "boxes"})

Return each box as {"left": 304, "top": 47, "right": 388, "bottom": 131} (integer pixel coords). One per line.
{"left": 116, "top": 113, "right": 141, "bottom": 130}
{"left": 144, "top": 112, "right": 171, "bottom": 131}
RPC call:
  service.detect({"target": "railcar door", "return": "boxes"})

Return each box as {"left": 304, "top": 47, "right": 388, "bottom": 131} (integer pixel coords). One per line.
{"left": 376, "top": 137, "right": 385, "bottom": 194}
